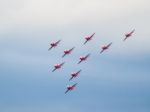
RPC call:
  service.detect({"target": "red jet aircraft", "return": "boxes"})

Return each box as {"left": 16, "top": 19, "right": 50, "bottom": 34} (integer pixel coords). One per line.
{"left": 65, "top": 83, "right": 77, "bottom": 94}
{"left": 123, "top": 29, "right": 135, "bottom": 41}
{"left": 62, "top": 47, "right": 75, "bottom": 58}
{"left": 100, "top": 42, "right": 112, "bottom": 54}
{"left": 69, "top": 70, "right": 82, "bottom": 81}
{"left": 52, "top": 62, "right": 65, "bottom": 72}
{"left": 48, "top": 40, "right": 61, "bottom": 51}
{"left": 78, "top": 54, "right": 90, "bottom": 64}
{"left": 84, "top": 33, "right": 95, "bottom": 45}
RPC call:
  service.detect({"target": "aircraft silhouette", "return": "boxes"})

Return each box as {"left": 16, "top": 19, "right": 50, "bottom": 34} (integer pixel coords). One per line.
{"left": 78, "top": 54, "right": 90, "bottom": 64}
{"left": 123, "top": 29, "right": 135, "bottom": 41}
{"left": 69, "top": 70, "right": 82, "bottom": 81}
{"left": 62, "top": 47, "right": 75, "bottom": 58}
{"left": 100, "top": 42, "right": 112, "bottom": 54}
{"left": 65, "top": 83, "right": 78, "bottom": 94}
{"left": 52, "top": 62, "right": 65, "bottom": 72}
{"left": 48, "top": 40, "right": 61, "bottom": 50}
{"left": 84, "top": 33, "right": 95, "bottom": 45}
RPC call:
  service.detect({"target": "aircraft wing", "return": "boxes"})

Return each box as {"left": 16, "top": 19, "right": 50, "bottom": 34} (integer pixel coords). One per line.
{"left": 69, "top": 76, "right": 74, "bottom": 81}
{"left": 130, "top": 29, "right": 135, "bottom": 34}
{"left": 70, "top": 47, "right": 75, "bottom": 52}
{"left": 48, "top": 46, "right": 53, "bottom": 51}
{"left": 77, "top": 60, "right": 82, "bottom": 64}
{"left": 85, "top": 54, "right": 90, "bottom": 58}
{"left": 77, "top": 70, "right": 82, "bottom": 74}
{"left": 100, "top": 49, "right": 104, "bottom": 53}
{"left": 62, "top": 53, "right": 66, "bottom": 58}
{"left": 65, "top": 89, "right": 69, "bottom": 94}
{"left": 84, "top": 40, "right": 88, "bottom": 45}
{"left": 60, "top": 62, "right": 65, "bottom": 66}
{"left": 73, "top": 83, "right": 78, "bottom": 88}
{"left": 107, "top": 42, "right": 112, "bottom": 47}
{"left": 90, "top": 33, "right": 95, "bottom": 38}
{"left": 56, "top": 40, "right": 61, "bottom": 45}
{"left": 52, "top": 68, "right": 57, "bottom": 72}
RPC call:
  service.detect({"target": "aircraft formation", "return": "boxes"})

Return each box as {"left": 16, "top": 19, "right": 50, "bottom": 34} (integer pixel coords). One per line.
{"left": 48, "top": 29, "right": 135, "bottom": 94}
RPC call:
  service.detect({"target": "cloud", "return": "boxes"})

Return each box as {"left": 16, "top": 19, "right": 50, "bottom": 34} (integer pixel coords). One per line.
{"left": 0, "top": 1, "right": 150, "bottom": 112}
{"left": 0, "top": 0, "right": 150, "bottom": 55}
{"left": 0, "top": 0, "right": 150, "bottom": 27}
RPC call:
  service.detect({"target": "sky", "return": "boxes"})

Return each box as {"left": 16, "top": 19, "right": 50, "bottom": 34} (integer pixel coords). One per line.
{"left": 0, "top": 0, "right": 150, "bottom": 112}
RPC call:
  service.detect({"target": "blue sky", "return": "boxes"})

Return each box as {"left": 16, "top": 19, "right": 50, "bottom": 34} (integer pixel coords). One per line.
{"left": 0, "top": 0, "right": 150, "bottom": 112}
